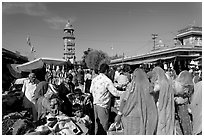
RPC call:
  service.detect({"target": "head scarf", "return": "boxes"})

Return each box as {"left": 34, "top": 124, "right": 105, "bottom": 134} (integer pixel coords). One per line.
{"left": 122, "top": 68, "right": 158, "bottom": 134}
{"left": 175, "top": 70, "right": 194, "bottom": 95}
{"left": 176, "top": 70, "right": 193, "bottom": 86}
{"left": 151, "top": 67, "right": 175, "bottom": 135}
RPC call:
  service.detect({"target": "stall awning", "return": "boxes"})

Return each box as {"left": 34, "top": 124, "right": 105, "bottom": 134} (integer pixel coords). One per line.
{"left": 16, "top": 57, "right": 71, "bottom": 72}
{"left": 125, "top": 58, "right": 158, "bottom": 65}
{"left": 7, "top": 64, "right": 22, "bottom": 78}
{"left": 177, "top": 54, "right": 201, "bottom": 58}
{"left": 159, "top": 56, "right": 176, "bottom": 60}
{"left": 111, "top": 54, "right": 200, "bottom": 66}
{"left": 126, "top": 56, "right": 176, "bottom": 65}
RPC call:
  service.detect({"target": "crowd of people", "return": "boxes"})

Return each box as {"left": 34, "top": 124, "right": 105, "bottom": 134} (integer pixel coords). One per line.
{"left": 3, "top": 62, "right": 202, "bottom": 135}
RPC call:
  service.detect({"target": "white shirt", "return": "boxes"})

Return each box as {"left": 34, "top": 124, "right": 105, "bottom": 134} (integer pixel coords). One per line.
{"left": 84, "top": 73, "right": 92, "bottom": 81}
{"left": 22, "top": 78, "right": 39, "bottom": 104}
{"left": 114, "top": 71, "right": 120, "bottom": 82}
{"left": 90, "top": 73, "right": 123, "bottom": 109}
{"left": 115, "top": 74, "right": 129, "bottom": 87}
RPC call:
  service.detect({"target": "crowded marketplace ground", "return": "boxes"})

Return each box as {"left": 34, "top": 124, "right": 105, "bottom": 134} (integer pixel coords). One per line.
{"left": 2, "top": 60, "right": 202, "bottom": 135}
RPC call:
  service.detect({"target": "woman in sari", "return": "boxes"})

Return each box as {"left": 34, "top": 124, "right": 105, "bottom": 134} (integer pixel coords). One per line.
{"left": 173, "top": 70, "right": 194, "bottom": 135}
{"left": 190, "top": 81, "right": 202, "bottom": 135}
{"left": 150, "top": 66, "right": 175, "bottom": 135}
{"left": 115, "top": 68, "right": 158, "bottom": 135}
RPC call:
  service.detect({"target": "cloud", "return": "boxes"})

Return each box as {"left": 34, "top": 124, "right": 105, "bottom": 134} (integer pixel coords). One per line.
{"left": 2, "top": 2, "right": 48, "bottom": 16}
{"left": 2, "top": 2, "right": 76, "bottom": 30}
{"left": 44, "top": 16, "right": 76, "bottom": 30}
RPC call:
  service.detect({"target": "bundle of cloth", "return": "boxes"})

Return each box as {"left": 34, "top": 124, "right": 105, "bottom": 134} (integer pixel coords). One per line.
{"left": 28, "top": 114, "right": 88, "bottom": 135}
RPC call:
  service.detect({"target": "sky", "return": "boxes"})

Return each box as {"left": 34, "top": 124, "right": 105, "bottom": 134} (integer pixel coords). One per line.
{"left": 2, "top": 1, "right": 202, "bottom": 61}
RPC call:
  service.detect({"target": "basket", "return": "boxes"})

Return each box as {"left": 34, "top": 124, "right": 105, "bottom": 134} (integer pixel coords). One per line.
{"left": 107, "top": 122, "right": 124, "bottom": 135}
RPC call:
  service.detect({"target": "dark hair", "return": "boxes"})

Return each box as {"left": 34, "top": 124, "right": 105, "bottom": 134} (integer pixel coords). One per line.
{"left": 123, "top": 64, "right": 131, "bottom": 73}
{"left": 50, "top": 93, "right": 59, "bottom": 100}
{"left": 99, "top": 63, "right": 109, "bottom": 73}
{"left": 67, "top": 73, "right": 73, "bottom": 80}
{"left": 74, "top": 88, "right": 82, "bottom": 94}
{"left": 45, "top": 72, "right": 52, "bottom": 82}
{"left": 94, "top": 69, "right": 99, "bottom": 74}
{"left": 72, "top": 103, "right": 82, "bottom": 112}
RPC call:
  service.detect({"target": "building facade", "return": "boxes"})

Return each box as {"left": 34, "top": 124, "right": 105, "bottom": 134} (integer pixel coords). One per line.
{"left": 110, "top": 25, "right": 202, "bottom": 74}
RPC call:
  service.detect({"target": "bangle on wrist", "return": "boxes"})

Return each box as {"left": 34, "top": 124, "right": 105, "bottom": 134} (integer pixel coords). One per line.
{"left": 117, "top": 111, "right": 122, "bottom": 116}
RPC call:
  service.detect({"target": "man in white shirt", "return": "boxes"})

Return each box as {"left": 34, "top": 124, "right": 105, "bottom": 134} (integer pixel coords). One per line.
{"left": 90, "top": 63, "right": 123, "bottom": 135}
{"left": 21, "top": 73, "right": 40, "bottom": 121}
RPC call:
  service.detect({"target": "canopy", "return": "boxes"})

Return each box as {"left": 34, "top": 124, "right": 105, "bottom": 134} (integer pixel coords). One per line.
{"left": 16, "top": 57, "right": 71, "bottom": 72}
{"left": 7, "top": 64, "right": 22, "bottom": 78}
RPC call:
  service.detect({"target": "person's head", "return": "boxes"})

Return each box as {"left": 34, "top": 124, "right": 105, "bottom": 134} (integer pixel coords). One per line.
{"left": 152, "top": 78, "right": 160, "bottom": 92}
{"left": 77, "top": 67, "right": 82, "bottom": 72}
{"left": 28, "top": 73, "right": 36, "bottom": 83}
{"left": 132, "top": 68, "right": 148, "bottom": 82}
{"left": 67, "top": 73, "right": 73, "bottom": 82}
{"left": 150, "top": 67, "right": 168, "bottom": 92}
{"left": 77, "top": 78, "right": 83, "bottom": 85}
{"left": 49, "top": 94, "right": 61, "bottom": 115}
{"left": 99, "top": 63, "right": 109, "bottom": 75}
{"left": 74, "top": 88, "right": 82, "bottom": 95}
{"left": 50, "top": 97, "right": 58, "bottom": 109}
{"left": 86, "top": 70, "right": 90, "bottom": 74}
{"left": 123, "top": 64, "right": 131, "bottom": 73}
{"left": 45, "top": 73, "right": 52, "bottom": 82}
{"left": 167, "top": 67, "right": 171, "bottom": 72}
{"left": 68, "top": 69, "right": 72, "bottom": 74}
{"left": 72, "top": 103, "right": 83, "bottom": 118}
{"left": 173, "top": 70, "right": 194, "bottom": 95}
{"left": 92, "top": 69, "right": 98, "bottom": 75}
{"left": 116, "top": 66, "right": 121, "bottom": 72}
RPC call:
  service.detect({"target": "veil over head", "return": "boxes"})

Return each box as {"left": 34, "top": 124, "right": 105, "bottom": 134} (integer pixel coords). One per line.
{"left": 151, "top": 66, "right": 175, "bottom": 135}
{"left": 122, "top": 68, "right": 158, "bottom": 134}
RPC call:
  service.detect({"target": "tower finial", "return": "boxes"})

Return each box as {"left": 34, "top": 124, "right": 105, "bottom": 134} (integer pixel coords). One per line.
{"left": 66, "top": 20, "right": 71, "bottom": 27}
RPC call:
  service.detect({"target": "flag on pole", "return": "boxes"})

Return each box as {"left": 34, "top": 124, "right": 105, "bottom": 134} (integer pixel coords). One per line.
{"left": 26, "top": 35, "right": 31, "bottom": 47}
{"left": 31, "top": 46, "right": 36, "bottom": 52}
{"left": 26, "top": 35, "right": 36, "bottom": 53}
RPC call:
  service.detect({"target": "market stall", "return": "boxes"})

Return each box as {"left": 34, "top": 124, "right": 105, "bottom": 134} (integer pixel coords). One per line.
{"left": 16, "top": 57, "right": 71, "bottom": 72}
{"left": 15, "top": 57, "right": 72, "bottom": 82}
